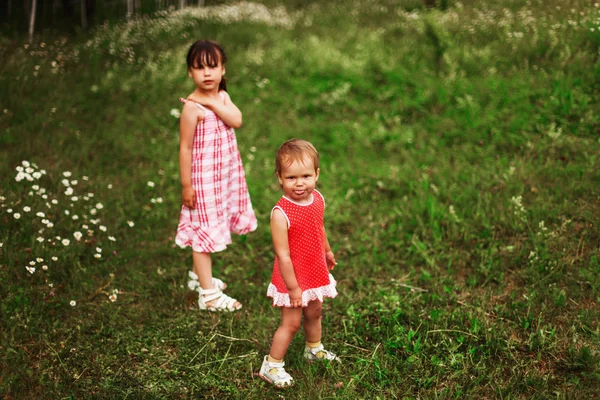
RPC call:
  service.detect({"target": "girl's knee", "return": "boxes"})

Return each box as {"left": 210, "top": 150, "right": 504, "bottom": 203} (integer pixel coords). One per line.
{"left": 304, "top": 302, "right": 323, "bottom": 320}
{"left": 281, "top": 320, "right": 301, "bottom": 334}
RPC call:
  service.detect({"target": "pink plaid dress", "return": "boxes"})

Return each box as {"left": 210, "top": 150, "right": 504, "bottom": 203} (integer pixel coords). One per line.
{"left": 175, "top": 97, "right": 257, "bottom": 253}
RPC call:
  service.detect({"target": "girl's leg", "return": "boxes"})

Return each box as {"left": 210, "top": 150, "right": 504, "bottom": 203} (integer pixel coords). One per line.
{"left": 303, "top": 300, "right": 322, "bottom": 343}
{"left": 303, "top": 301, "right": 339, "bottom": 361}
{"left": 193, "top": 251, "right": 240, "bottom": 308}
{"left": 269, "top": 307, "right": 303, "bottom": 360}
{"left": 192, "top": 251, "right": 213, "bottom": 289}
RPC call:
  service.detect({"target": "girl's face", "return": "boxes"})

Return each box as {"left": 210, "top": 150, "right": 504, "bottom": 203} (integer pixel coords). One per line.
{"left": 277, "top": 155, "right": 319, "bottom": 204}
{"left": 188, "top": 55, "right": 225, "bottom": 92}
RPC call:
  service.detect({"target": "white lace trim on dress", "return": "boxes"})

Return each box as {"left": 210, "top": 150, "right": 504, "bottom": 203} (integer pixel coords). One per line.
{"left": 266, "top": 274, "right": 338, "bottom": 307}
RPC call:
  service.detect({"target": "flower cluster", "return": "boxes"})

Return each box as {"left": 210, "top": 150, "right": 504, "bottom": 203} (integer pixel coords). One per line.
{"left": 0, "top": 161, "right": 126, "bottom": 307}
{"left": 510, "top": 195, "right": 527, "bottom": 222}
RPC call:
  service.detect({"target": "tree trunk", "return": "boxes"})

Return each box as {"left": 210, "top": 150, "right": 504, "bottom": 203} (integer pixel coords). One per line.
{"left": 28, "top": 0, "right": 37, "bottom": 43}
{"left": 7, "top": 0, "right": 12, "bottom": 17}
{"left": 81, "top": 0, "right": 88, "bottom": 29}
{"left": 135, "top": 0, "right": 141, "bottom": 12}
{"left": 198, "top": 0, "right": 205, "bottom": 6}
{"left": 127, "top": 0, "right": 134, "bottom": 19}
{"left": 179, "top": 0, "right": 185, "bottom": 10}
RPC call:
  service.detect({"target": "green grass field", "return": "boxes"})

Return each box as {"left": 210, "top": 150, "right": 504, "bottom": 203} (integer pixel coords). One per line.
{"left": 1, "top": 0, "right": 599, "bottom": 398}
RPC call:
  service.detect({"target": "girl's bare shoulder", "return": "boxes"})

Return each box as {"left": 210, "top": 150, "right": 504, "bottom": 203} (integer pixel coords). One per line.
{"left": 181, "top": 98, "right": 206, "bottom": 120}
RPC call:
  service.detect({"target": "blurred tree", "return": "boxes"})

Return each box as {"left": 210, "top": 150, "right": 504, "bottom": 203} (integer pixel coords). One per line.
{"left": 28, "top": 0, "right": 37, "bottom": 42}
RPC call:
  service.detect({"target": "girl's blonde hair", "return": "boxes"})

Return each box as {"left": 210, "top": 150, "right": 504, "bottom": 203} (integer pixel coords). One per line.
{"left": 275, "top": 139, "right": 320, "bottom": 175}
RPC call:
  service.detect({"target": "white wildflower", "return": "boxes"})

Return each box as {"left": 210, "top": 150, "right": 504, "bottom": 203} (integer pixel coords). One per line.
{"left": 127, "top": 221, "right": 135, "bottom": 227}
{"left": 449, "top": 205, "right": 460, "bottom": 222}
{"left": 14, "top": 213, "right": 21, "bottom": 219}
{"left": 65, "top": 187, "right": 74, "bottom": 196}
{"left": 36, "top": 212, "right": 45, "bottom": 217}
{"left": 95, "top": 202, "right": 102, "bottom": 209}
{"left": 73, "top": 231, "right": 83, "bottom": 241}
{"left": 108, "top": 236, "right": 116, "bottom": 241}
{"left": 99, "top": 225, "right": 107, "bottom": 232}
{"left": 52, "top": 256, "right": 58, "bottom": 261}
{"left": 23, "top": 206, "right": 31, "bottom": 212}
{"left": 94, "top": 253, "right": 101, "bottom": 259}
{"left": 70, "top": 300, "right": 76, "bottom": 306}
{"left": 62, "top": 179, "right": 70, "bottom": 187}
{"left": 63, "top": 171, "right": 72, "bottom": 177}
{"left": 109, "top": 294, "right": 117, "bottom": 302}
{"left": 62, "top": 239, "right": 70, "bottom": 246}
{"left": 170, "top": 108, "right": 181, "bottom": 118}
{"left": 147, "top": 181, "right": 155, "bottom": 188}
{"left": 26, "top": 266, "right": 36, "bottom": 274}
{"left": 42, "top": 265, "right": 48, "bottom": 270}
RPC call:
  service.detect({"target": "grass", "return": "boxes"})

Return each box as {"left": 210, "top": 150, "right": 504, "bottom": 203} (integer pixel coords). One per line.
{"left": 1, "top": 0, "right": 600, "bottom": 398}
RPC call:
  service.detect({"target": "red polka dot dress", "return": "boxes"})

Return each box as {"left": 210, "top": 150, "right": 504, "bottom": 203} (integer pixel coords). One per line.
{"left": 267, "top": 190, "right": 337, "bottom": 307}
{"left": 175, "top": 97, "right": 257, "bottom": 253}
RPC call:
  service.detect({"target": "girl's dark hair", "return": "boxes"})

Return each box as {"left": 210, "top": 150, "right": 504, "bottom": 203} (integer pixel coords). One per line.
{"left": 186, "top": 40, "right": 228, "bottom": 92}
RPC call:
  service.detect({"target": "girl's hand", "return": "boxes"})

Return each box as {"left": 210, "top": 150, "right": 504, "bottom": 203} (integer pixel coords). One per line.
{"left": 187, "top": 95, "right": 219, "bottom": 110}
{"left": 288, "top": 287, "right": 303, "bottom": 308}
{"left": 182, "top": 187, "right": 195, "bottom": 209}
{"left": 326, "top": 251, "right": 337, "bottom": 271}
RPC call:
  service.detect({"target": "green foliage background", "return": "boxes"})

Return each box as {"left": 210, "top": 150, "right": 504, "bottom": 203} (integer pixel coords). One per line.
{"left": 1, "top": 0, "right": 599, "bottom": 398}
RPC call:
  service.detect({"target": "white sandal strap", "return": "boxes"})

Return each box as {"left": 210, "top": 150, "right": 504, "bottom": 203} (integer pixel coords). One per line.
{"left": 198, "top": 288, "right": 241, "bottom": 311}
{"left": 188, "top": 272, "right": 226, "bottom": 291}
{"left": 263, "top": 360, "right": 293, "bottom": 386}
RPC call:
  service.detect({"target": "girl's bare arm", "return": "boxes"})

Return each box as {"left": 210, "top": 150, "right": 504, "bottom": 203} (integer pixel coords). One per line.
{"left": 271, "top": 208, "right": 302, "bottom": 307}
{"left": 179, "top": 102, "right": 204, "bottom": 208}
{"left": 188, "top": 91, "right": 242, "bottom": 128}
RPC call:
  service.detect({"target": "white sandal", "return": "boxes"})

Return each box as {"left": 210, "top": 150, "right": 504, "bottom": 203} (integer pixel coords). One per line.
{"left": 258, "top": 356, "right": 294, "bottom": 388}
{"left": 303, "top": 344, "right": 340, "bottom": 362}
{"left": 187, "top": 271, "right": 227, "bottom": 292}
{"left": 198, "top": 287, "right": 242, "bottom": 312}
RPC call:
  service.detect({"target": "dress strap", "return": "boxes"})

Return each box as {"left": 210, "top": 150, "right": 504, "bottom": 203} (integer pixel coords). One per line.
{"left": 179, "top": 97, "right": 207, "bottom": 111}
{"left": 271, "top": 205, "right": 290, "bottom": 229}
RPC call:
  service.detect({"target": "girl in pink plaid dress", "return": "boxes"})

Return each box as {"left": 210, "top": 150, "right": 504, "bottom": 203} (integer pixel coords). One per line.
{"left": 176, "top": 40, "right": 257, "bottom": 312}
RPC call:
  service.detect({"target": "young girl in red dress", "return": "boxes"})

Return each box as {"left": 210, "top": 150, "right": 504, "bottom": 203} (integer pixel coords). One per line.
{"left": 259, "top": 139, "right": 339, "bottom": 388}
{"left": 176, "top": 40, "right": 257, "bottom": 312}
